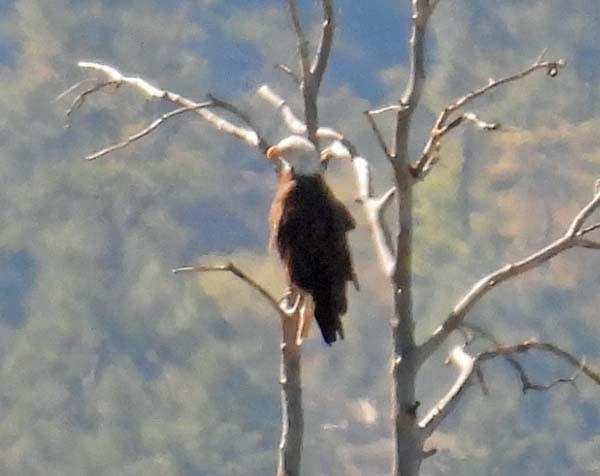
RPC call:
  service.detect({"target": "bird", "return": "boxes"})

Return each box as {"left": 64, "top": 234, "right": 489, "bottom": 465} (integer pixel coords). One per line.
{"left": 266, "top": 135, "right": 358, "bottom": 345}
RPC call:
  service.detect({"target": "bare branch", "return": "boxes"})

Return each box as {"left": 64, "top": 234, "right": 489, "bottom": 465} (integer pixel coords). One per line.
{"left": 461, "top": 323, "right": 568, "bottom": 395}
{"left": 286, "top": 0, "right": 311, "bottom": 80}
{"left": 478, "top": 340, "right": 600, "bottom": 387}
{"left": 172, "top": 262, "right": 284, "bottom": 317}
{"left": 286, "top": 0, "right": 317, "bottom": 147}
{"left": 55, "top": 78, "right": 99, "bottom": 103}
{"left": 451, "top": 58, "right": 566, "bottom": 114}
{"left": 70, "top": 62, "right": 265, "bottom": 152}
{"left": 85, "top": 103, "right": 212, "bottom": 161}
{"left": 416, "top": 112, "right": 500, "bottom": 179}
{"left": 420, "top": 341, "right": 599, "bottom": 437}
{"left": 257, "top": 85, "right": 307, "bottom": 135}
{"left": 353, "top": 157, "right": 396, "bottom": 277}
{"left": 460, "top": 322, "right": 528, "bottom": 391}
{"left": 369, "top": 104, "right": 404, "bottom": 116}
{"left": 412, "top": 53, "right": 566, "bottom": 180}
{"left": 206, "top": 94, "right": 270, "bottom": 151}
{"left": 63, "top": 80, "right": 119, "bottom": 120}
{"left": 419, "top": 185, "right": 600, "bottom": 364}
{"left": 310, "top": 0, "right": 335, "bottom": 89}
{"left": 580, "top": 222, "right": 600, "bottom": 235}
{"left": 400, "top": 0, "right": 435, "bottom": 108}
{"left": 78, "top": 61, "right": 163, "bottom": 97}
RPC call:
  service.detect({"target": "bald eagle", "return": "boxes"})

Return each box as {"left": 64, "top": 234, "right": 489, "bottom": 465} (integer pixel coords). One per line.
{"left": 266, "top": 136, "right": 357, "bottom": 345}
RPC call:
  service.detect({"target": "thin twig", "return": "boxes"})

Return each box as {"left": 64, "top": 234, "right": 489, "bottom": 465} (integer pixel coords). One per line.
{"left": 54, "top": 78, "right": 99, "bottom": 103}
{"left": 172, "top": 263, "right": 284, "bottom": 318}
{"left": 451, "top": 59, "right": 565, "bottom": 113}
{"left": 579, "top": 222, "right": 600, "bottom": 235}
{"left": 65, "top": 80, "right": 119, "bottom": 119}
{"left": 369, "top": 104, "right": 403, "bottom": 115}
{"left": 85, "top": 102, "right": 212, "bottom": 161}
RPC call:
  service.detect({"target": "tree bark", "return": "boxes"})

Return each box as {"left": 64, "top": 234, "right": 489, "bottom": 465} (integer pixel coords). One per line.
{"left": 278, "top": 340, "right": 303, "bottom": 476}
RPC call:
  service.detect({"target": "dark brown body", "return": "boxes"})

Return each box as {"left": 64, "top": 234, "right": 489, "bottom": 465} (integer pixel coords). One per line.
{"left": 269, "top": 168, "right": 356, "bottom": 344}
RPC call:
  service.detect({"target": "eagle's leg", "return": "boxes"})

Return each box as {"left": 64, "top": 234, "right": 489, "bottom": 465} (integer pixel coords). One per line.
{"left": 278, "top": 285, "right": 314, "bottom": 346}
{"left": 296, "top": 294, "right": 314, "bottom": 345}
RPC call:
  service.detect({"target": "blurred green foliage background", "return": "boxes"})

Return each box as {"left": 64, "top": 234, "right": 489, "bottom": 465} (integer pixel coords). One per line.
{"left": 0, "top": 0, "right": 598, "bottom": 475}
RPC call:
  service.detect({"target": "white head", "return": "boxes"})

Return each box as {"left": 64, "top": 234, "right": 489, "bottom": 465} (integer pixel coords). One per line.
{"left": 266, "top": 136, "right": 321, "bottom": 175}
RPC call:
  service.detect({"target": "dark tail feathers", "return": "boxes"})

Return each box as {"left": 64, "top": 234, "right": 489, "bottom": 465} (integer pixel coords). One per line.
{"left": 312, "top": 284, "right": 346, "bottom": 345}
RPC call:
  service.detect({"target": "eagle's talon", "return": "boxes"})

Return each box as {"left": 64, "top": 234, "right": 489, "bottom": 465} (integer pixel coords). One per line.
{"left": 279, "top": 290, "right": 302, "bottom": 316}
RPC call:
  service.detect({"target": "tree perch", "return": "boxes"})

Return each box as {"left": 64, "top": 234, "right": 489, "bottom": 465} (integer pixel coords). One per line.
{"left": 172, "top": 262, "right": 304, "bottom": 476}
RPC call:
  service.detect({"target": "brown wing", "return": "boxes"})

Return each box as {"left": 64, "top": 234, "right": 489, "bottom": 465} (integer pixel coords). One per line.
{"left": 270, "top": 174, "right": 357, "bottom": 344}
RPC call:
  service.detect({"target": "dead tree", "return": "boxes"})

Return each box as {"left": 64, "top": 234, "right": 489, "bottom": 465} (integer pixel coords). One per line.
{"left": 60, "top": 1, "right": 600, "bottom": 475}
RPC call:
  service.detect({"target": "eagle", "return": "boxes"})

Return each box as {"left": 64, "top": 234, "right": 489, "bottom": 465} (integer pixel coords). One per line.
{"left": 266, "top": 136, "right": 358, "bottom": 345}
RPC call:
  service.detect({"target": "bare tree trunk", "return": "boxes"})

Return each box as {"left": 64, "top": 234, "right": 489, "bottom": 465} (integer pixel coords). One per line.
{"left": 278, "top": 339, "right": 303, "bottom": 476}
{"left": 391, "top": 173, "right": 422, "bottom": 476}
{"left": 388, "top": 2, "right": 429, "bottom": 472}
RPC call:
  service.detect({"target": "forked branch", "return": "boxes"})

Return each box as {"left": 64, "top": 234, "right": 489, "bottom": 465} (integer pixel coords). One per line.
{"left": 420, "top": 342, "right": 600, "bottom": 438}
{"left": 419, "top": 183, "right": 600, "bottom": 364}
{"left": 60, "top": 62, "right": 270, "bottom": 159}
{"left": 285, "top": 0, "right": 335, "bottom": 146}
{"left": 392, "top": 0, "right": 439, "bottom": 160}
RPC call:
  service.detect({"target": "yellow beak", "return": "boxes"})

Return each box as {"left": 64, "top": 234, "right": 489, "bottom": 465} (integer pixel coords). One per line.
{"left": 266, "top": 146, "right": 280, "bottom": 160}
